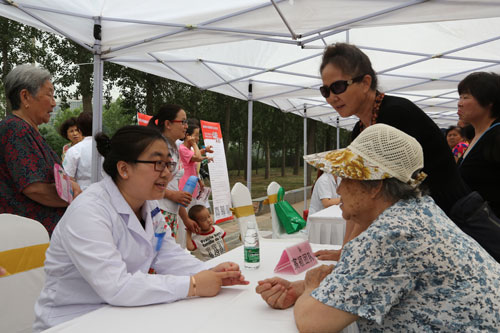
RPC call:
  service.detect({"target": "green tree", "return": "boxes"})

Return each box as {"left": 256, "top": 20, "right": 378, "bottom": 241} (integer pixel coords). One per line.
{"left": 0, "top": 17, "right": 47, "bottom": 118}
{"left": 102, "top": 98, "right": 135, "bottom": 136}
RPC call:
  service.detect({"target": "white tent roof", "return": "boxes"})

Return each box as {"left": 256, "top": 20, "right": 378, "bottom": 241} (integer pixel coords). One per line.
{"left": 2, "top": 0, "right": 500, "bottom": 129}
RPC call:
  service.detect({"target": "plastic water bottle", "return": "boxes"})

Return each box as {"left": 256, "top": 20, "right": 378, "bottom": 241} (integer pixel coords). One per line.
{"left": 244, "top": 221, "right": 260, "bottom": 269}
{"left": 180, "top": 176, "right": 198, "bottom": 207}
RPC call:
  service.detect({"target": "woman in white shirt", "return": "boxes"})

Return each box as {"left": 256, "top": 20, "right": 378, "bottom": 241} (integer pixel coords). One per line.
{"left": 308, "top": 170, "right": 340, "bottom": 217}
{"left": 34, "top": 125, "right": 248, "bottom": 332}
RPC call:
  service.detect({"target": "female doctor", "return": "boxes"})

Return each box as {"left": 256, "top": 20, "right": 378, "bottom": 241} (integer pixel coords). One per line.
{"left": 34, "top": 125, "right": 248, "bottom": 332}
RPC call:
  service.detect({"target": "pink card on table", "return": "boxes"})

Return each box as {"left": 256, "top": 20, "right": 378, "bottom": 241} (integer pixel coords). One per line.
{"left": 274, "top": 241, "right": 318, "bottom": 274}
{"left": 54, "top": 164, "right": 73, "bottom": 204}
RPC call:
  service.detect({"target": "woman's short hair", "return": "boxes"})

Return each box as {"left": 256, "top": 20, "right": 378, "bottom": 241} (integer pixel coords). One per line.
{"left": 361, "top": 178, "right": 422, "bottom": 202}
{"left": 59, "top": 117, "right": 78, "bottom": 140}
{"left": 95, "top": 125, "right": 166, "bottom": 181}
{"left": 320, "top": 43, "right": 378, "bottom": 90}
{"left": 147, "top": 104, "right": 183, "bottom": 133}
{"left": 4, "top": 64, "right": 52, "bottom": 110}
{"left": 458, "top": 72, "right": 500, "bottom": 119}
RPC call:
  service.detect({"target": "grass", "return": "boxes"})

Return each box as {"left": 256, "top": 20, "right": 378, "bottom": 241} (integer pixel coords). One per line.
{"left": 227, "top": 167, "right": 307, "bottom": 198}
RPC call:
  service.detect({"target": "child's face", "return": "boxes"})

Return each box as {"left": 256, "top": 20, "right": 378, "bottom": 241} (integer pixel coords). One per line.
{"left": 195, "top": 208, "right": 213, "bottom": 232}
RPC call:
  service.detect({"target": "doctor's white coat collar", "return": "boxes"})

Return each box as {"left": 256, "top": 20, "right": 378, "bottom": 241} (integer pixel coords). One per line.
{"left": 102, "top": 175, "right": 157, "bottom": 243}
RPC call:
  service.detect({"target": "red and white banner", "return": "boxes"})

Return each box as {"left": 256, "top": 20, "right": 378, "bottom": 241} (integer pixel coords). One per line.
{"left": 137, "top": 112, "right": 152, "bottom": 126}
{"left": 200, "top": 120, "right": 233, "bottom": 224}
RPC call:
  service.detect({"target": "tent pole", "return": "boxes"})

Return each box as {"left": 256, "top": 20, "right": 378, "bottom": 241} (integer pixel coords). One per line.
{"left": 303, "top": 105, "right": 307, "bottom": 212}
{"left": 91, "top": 20, "right": 104, "bottom": 183}
{"left": 336, "top": 116, "right": 340, "bottom": 149}
{"left": 246, "top": 81, "right": 253, "bottom": 192}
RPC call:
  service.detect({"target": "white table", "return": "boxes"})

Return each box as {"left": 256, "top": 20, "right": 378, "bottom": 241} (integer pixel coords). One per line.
{"left": 307, "top": 204, "right": 346, "bottom": 245}
{"left": 44, "top": 239, "right": 357, "bottom": 333}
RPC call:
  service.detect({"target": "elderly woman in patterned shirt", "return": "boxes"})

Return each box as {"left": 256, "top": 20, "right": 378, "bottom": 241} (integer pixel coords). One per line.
{"left": 256, "top": 124, "right": 500, "bottom": 332}
{"left": 0, "top": 64, "right": 81, "bottom": 235}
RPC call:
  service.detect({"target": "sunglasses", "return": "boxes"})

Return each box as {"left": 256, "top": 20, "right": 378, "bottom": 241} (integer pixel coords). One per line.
{"left": 171, "top": 119, "right": 188, "bottom": 125}
{"left": 319, "top": 74, "right": 365, "bottom": 98}
{"left": 134, "top": 160, "right": 177, "bottom": 172}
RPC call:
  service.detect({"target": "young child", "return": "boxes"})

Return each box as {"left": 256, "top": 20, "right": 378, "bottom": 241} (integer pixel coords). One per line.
{"left": 187, "top": 205, "right": 228, "bottom": 260}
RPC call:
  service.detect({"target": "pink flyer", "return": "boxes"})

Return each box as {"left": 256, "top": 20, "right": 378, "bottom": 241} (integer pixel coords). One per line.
{"left": 54, "top": 164, "right": 73, "bottom": 204}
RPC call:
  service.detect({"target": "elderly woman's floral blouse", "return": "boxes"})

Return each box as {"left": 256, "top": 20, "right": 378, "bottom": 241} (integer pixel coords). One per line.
{"left": 311, "top": 195, "right": 500, "bottom": 332}
{"left": 0, "top": 115, "right": 65, "bottom": 235}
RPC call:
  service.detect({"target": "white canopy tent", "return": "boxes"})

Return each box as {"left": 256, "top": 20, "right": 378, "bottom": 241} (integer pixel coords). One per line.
{"left": 2, "top": 0, "right": 500, "bottom": 193}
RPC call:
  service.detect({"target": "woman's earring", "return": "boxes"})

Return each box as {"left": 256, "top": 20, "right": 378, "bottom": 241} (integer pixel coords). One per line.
{"left": 123, "top": 173, "right": 127, "bottom": 177}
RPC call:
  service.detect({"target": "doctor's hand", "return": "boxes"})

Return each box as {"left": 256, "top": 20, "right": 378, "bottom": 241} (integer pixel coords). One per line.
{"left": 304, "top": 265, "right": 334, "bottom": 290}
{"left": 256, "top": 277, "right": 305, "bottom": 309}
{"left": 191, "top": 270, "right": 248, "bottom": 297}
{"left": 314, "top": 249, "right": 341, "bottom": 261}
{"left": 211, "top": 262, "right": 249, "bottom": 286}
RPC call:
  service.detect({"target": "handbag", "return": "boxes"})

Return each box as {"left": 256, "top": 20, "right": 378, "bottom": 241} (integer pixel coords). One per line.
{"left": 274, "top": 187, "right": 306, "bottom": 234}
{"left": 449, "top": 191, "right": 500, "bottom": 263}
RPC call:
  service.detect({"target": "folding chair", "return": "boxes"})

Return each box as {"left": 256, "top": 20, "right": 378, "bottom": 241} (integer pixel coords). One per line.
{"left": 267, "top": 181, "right": 307, "bottom": 240}
{"left": 230, "top": 182, "right": 271, "bottom": 240}
{"left": 0, "top": 214, "right": 49, "bottom": 333}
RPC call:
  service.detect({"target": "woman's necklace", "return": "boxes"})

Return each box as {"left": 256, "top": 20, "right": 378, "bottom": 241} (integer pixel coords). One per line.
{"left": 359, "top": 91, "right": 385, "bottom": 132}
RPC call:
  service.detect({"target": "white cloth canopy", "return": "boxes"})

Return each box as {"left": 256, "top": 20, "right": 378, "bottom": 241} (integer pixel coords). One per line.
{"left": 2, "top": 0, "right": 500, "bottom": 129}
{"left": 3, "top": 0, "right": 500, "bottom": 185}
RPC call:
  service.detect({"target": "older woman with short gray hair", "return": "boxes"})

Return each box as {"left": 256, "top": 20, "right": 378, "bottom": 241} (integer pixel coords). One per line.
{"left": 256, "top": 124, "right": 500, "bottom": 332}
{"left": 0, "top": 64, "right": 81, "bottom": 235}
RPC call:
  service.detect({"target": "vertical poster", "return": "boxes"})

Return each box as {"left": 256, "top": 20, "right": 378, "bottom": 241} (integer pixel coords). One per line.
{"left": 200, "top": 120, "right": 233, "bottom": 224}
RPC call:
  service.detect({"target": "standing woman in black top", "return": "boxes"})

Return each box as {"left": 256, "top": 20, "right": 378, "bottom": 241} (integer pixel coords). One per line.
{"left": 318, "top": 43, "right": 469, "bottom": 215}
{"left": 457, "top": 72, "right": 500, "bottom": 217}
{"left": 313, "top": 43, "right": 500, "bottom": 261}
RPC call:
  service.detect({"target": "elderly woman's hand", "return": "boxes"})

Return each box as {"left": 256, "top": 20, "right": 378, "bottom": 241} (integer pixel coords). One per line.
{"left": 304, "top": 265, "right": 334, "bottom": 290}
{"left": 256, "top": 277, "right": 304, "bottom": 309}
{"left": 71, "top": 181, "right": 82, "bottom": 199}
{"left": 314, "top": 249, "right": 341, "bottom": 261}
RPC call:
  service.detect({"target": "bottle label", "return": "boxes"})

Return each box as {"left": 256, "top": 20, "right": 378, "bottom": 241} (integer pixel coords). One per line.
{"left": 244, "top": 247, "right": 260, "bottom": 263}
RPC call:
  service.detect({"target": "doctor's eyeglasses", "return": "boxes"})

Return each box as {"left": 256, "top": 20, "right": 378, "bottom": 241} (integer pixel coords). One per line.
{"left": 134, "top": 160, "right": 176, "bottom": 172}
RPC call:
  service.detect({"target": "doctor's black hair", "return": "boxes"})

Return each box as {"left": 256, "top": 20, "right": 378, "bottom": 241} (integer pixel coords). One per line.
{"left": 147, "top": 104, "right": 183, "bottom": 133}
{"left": 95, "top": 125, "right": 166, "bottom": 181}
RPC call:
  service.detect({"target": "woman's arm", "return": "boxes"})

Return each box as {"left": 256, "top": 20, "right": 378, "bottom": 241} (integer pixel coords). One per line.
{"left": 294, "top": 293, "right": 358, "bottom": 332}
{"left": 320, "top": 197, "right": 340, "bottom": 208}
{"left": 164, "top": 188, "right": 192, "bottom": 207}
{"left": 294, "top": 265, "right": 358, "bottom": 332}
{"left": 23, "top": 181, "right": 81, "bottom": 207}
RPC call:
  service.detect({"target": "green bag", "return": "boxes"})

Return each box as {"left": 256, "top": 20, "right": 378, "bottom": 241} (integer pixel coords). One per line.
{"left": 274, "top": 187, "right": 306, "bottom": 234}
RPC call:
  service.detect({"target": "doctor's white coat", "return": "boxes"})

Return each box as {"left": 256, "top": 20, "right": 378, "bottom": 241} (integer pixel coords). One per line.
{"left": 34, "top": 176, "right": 209, "bottom": 332}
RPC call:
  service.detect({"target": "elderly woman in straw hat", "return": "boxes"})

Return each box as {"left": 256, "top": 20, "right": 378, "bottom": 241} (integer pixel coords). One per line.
{"left": 256, "top": 124, "right": 500, "bottom": 332}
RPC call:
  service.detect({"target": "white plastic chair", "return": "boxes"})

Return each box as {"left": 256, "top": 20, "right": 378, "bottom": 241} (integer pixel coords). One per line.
{"left": 267, "top": 181, "right": 307, "bottom": 240}
{"left": 231, "top": 182, "right": 271, "bottom": 240}
{"left": 0, "top": 214, "right": 49, "bottom": 333}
